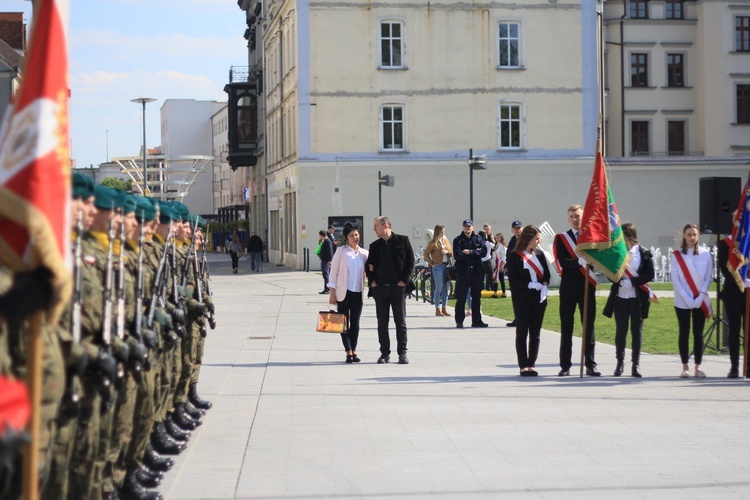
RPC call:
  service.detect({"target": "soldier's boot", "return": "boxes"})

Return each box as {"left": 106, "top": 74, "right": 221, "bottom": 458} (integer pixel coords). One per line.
{"left": 163, "top": 416, "right": 191, "bottom": 443}
{"left": 150, "top": 422, "right": 186, "bottom": 455}
{"left": 104, "top": 490, "right": 121, "bottom": 500}
{"left": 188, "top": 383, "right": 212, "bottom": 410}
{"left": 134, "top": 465, "right": 162, "bottom": 488}
{"left": 143, "top": 443, "right": 174, "bottom": 472}
{"left": 171, "top": 404, "right": 200, "bottom": 431}
{"left": 183, "top": 400, "right": 206, "bottom": 419}
{"left": 120, "top": 468, "right": 163, "bottom": 500}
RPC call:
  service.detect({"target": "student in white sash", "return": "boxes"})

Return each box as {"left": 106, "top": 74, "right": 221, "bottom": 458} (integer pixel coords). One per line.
{"left": 603, "top": 223, "right": 655, "bottom": 377}
{"left": 670, "top": 223, "right": 713, "bottom": 378}
{"left": 506, "top": 225, "right": 550, "bottom": 376}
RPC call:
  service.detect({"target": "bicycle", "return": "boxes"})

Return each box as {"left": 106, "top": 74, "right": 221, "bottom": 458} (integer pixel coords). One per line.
{"left": 420, "top": 266, "right": 455, "bottom": 305}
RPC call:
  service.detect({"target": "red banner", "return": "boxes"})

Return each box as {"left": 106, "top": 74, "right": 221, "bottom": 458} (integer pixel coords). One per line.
{"left": 0, "top": 0, "right": 71, "bottom": 321}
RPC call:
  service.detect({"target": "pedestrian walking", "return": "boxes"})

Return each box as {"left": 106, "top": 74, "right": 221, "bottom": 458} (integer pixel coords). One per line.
{"left": 247, "top": 231, "right": 263, "bottom": 272}
{"left": 228, "top": 234, "right": 242, "bottom": 274}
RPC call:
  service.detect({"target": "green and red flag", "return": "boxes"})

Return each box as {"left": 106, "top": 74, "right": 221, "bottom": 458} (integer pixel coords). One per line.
{"left": 0, "top": 0, "right": 71, "bottom": 323}
{"left": 576, "top": 150, "right": 629, "bottom": 281}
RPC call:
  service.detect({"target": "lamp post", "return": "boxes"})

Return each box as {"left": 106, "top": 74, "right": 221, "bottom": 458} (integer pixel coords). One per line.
{"left": 467, "top": 149, "right": 487, "bottom": 222}
{"left": 131, "top": 97, "right": 156, "bottom": 195}
{"left": 378, "top": 171, "right": 395, "bottom": 216}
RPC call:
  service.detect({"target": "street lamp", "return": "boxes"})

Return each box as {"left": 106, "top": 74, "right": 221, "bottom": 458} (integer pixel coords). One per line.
{"left": 467, "top": 149, "right": 486, "bottom": 222}
{"left": 131, "top": 97, "right": 156, "bottom": 195}
{"left": 378, "top": 171, "right": 395, "bottom": 216}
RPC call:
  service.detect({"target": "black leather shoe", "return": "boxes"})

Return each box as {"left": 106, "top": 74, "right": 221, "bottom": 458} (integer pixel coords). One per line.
{"left": 188, "top": 383, "right": 213, "bottom": 410}
{"left": 163, "top": 417, "right": 190, "bottom": 443}
{"left": 144, "top": 444, "right": 173, "bottom": 472}
{"left": 104, "top": 490, "right": 120, "bottom": 500}
{"left": 183, "top": 401, "right": 206, "bottom": 419}
{"left": 585, "top": 367, "right": 601, "bottom": 377}
{"left": 135, "top": 465, "right": 162, "bottom": 488}
{"left": 558, "top": 369, "right": 569, "bottom": 377}
{"left": 506, "top": 321, "right": 516, "bottom": 327}
{"left": 471, "top": 322, "right": 489, "bottom": 328}
{"left": 172, "top": 405, "right": 200, "bottom": 430}
{"left": 377, "top": 355, "right": 389, "bottom": 364}
{"left": 631, "top": 364, "right": 642, "bottom": 378}
{"left": 614, "top": 361, "right": 624, "bottom": 377}
{"left": 351, "top": 354, "right": 361, "bottom": 363}
{"left": 151, "top": 422, "right": 186, "bottom": 455}
{"left": 318, "top": 289, "right": 329, "bottom": 294}
{"left": 120, "top": 469, "right": 163, "bottom": 500}
{"left": 456, "top": 323, "right": 464, "bottom": 329}
{"left": 728, "top": 367, "right": 740, "bottom": 379}
{"left": 398, "top": 354, "right": 409, "bottom": 365}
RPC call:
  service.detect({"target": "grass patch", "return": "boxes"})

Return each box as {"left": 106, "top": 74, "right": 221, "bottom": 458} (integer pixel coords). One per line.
{"left": 450, "top": 291, "right": 721, "bottom": 356}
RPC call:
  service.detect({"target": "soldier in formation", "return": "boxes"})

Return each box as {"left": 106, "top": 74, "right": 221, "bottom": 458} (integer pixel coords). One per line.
{"left": 0, "top": 172, "right": 217, "bottom": 500}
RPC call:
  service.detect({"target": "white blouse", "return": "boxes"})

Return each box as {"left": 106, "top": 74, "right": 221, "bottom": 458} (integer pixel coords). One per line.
{"left": 670, "top": 245, "right": 713, "bottom": 310}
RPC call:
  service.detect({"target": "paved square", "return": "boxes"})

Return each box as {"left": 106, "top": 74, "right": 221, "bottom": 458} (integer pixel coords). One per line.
{"left": 159, "top": 254, "right": 750, "bottom": 499}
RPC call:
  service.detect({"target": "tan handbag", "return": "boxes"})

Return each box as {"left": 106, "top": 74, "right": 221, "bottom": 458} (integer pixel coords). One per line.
{"left": 316, "top": 310, "right": 347, "bottom": 333}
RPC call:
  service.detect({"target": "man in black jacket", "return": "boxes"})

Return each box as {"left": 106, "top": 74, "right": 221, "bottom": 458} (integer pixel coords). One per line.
{"left": 318, "top": 230, "right": 335, "bottom": 294}
{"left": 453, "top": 220, "right": 489, "bottom": 328}
{"left": 365, "top": 216, "right": 415, "bottom": 364}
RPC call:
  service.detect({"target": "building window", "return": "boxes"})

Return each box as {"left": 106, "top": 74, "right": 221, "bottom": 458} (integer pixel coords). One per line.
{"left": 498, "top": 22, "right": 520, "bottom": 68}
{"left": 737, "top": 16, "right": 750, "bottom": 52}
{"left": 630, "top": 0, "right": 648, "bottom": 19}
{"left": 738, "top": 84, "right": 750, "bottom": 124}
{"left": 498, "top": 102, "right": 523, "bottom": 150}
{"left": 667, "top": 53, "right": 684, "bottom": 87}
{"left": 630, "top": 53, "right": 648, "bottom": 87}
{"left": 667, "top": 121, "right": 685, "bottom": 155}
{"left": 381, "top": 104, "right": 404, "bottom": 150}
{"left": 665, "top": 0, "right": 683, "bottom": 20}
{"left": 631, "top": 121, "right": 650, "bottom": 155}
{"left": 380, "top": 21, "right": 404, "bottom": 68}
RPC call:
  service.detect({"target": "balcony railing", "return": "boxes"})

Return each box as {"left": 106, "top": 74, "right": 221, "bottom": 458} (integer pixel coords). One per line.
{"left": 631, "top": 151, "right": 705, "bottom": 157}
{"left": 229, "top": 66, "right": 250, "bottom": 84}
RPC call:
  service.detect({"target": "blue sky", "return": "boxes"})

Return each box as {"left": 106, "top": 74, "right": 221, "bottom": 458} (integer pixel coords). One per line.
{"left": 5, "top": 0, "right": 247, "bottom": 169}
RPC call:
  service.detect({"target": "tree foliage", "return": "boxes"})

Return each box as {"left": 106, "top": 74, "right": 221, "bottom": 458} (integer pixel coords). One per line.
{"left": 100, "top": 177, "right": 133, "bottom": 192}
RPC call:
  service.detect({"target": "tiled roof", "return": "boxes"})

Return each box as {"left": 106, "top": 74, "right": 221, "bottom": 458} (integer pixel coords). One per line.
{"left": 0, "top": 38, "right": 21, "bottom": 68}
{"left": 0, "top": 13, "right": 24, "bottom": 52}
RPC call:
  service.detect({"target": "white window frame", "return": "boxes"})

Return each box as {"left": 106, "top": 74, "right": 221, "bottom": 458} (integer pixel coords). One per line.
{"left": 497, "top": 20, "right": 523, "bottom": 69}
{"left": 379, "top": 103, "right": 406, "bottom": 152}
{"left": 497, "top": 100, "right": 525, "bottom": 151}
{"left": 378, "top": 18, "right": 407, "bottom": 69}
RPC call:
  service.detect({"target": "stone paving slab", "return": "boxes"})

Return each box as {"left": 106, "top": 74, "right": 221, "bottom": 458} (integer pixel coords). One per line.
{"left": 158, "top": 254, "right": 750, "bottom": 499}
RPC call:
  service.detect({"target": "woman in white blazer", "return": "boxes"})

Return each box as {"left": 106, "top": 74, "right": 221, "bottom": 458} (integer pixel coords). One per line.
{"left": 328, "top": 223, "right": 369, "bottom": 363}
{"left": 670, "top": 223, "right": 713, "bottom": 378}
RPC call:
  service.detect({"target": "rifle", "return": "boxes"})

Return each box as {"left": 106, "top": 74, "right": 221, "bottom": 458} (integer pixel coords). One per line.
{"left": 124, "top": 222, "right": 145, "bottom": 382}
{"left": 170, "top": 232, "right": 187, "bottom": 336}
{"left": 136, "top": 222, "right": 158, "bottom": 352}
{"left": 99, "top": 209, "right": 118, "bottom": 412}
{"left": 62, "top": 211, "right": 85, "bottom": 412}
{"left": 146, "top": 221, "right": 178, "bottom": 348}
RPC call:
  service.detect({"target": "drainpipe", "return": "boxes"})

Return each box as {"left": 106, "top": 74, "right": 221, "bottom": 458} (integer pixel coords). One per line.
{"left": 620, "top": 2, "right": 627, "bottom": 156}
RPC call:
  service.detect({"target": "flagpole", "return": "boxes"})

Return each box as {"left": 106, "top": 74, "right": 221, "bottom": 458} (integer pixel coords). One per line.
{"left": 579, "top": 264, "right": 591, "bottom": 378}
{"left": 743, "top": 290, "right": 750, "bottom": 379}
{"left": 22, "top": 311, "right": 43, "bottom": 500}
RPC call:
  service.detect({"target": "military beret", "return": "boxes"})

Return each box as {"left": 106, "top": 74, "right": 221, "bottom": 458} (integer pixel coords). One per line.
{"left": 72, "top": 172, "right": 95, "bottom": 199}
{"left": 172, "top": 201, "right": 190, "bottom": 221}
{"left": 132, "top": 195, "right": 156, "bottom": 223}
{"left": 93, "top": 186, "right": 127, "bottom": 211}
{"left": 197, "top": 216, "right": 206, "bottom": 229}
{"left": 158, "top": 204, "right": 178, "bottom": 223}
{"left": 122, "top": 195, "right": 137, "bottom": 215}
{"left": 146, "top": 197, "right": 160, "bottom": 213}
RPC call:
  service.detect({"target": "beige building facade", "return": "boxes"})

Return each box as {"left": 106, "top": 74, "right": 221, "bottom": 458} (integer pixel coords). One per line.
{"left": 234, "top": 0, "right": 749, "bottom": 270}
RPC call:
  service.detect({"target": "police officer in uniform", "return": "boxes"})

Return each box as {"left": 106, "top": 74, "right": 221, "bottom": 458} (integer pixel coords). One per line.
{"left": 453, "top": 220, "right": 489, "bottom": 328}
